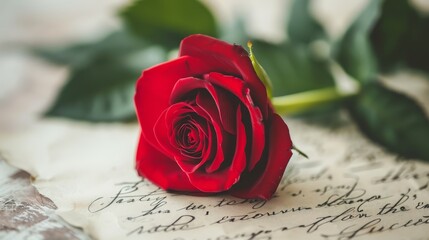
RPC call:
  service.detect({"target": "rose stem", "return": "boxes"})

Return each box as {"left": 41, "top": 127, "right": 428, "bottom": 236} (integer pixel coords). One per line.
{"left": 271, "top": 87, "right": 357, "bottom": 116}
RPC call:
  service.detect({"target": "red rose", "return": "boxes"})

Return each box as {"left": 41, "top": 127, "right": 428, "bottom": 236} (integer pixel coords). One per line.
{"left": 134, "top": 34, "right": 292, "bottom": 200}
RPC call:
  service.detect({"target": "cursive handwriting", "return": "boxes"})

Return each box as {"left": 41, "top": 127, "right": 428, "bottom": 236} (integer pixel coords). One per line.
{"left": 85, "top": 154, "right": 429, "bottom": 240}
{"left": 372, "top": 162, "right": 429, "bottom": 190}
{"left": 377, "top": 189, "right": 411, "bottom": 215}
{"left": 212, "top": 206, "right": 312, "bottom": 224}
{"left": 322, "top": 215, "right": 429, "bottom": 240}
{"left": 316, "top": 176, "right": 387, "bottom": 212}
{"left": 88, "top": 181, "right": 168, "bottom": 213}
{"left": 127, "top": 215, "right": 204, "bottom": 236}
{"left": 213, "top": 198, "right": 268, "bottom": 210}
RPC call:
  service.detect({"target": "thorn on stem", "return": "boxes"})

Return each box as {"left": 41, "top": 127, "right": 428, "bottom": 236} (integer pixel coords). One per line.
{"left": 292, "top": 144, "right": 308, "bottom": 159}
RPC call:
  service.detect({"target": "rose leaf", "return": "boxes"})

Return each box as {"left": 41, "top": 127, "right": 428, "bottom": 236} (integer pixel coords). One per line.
{"left": 349, "top": 81, "right": 429, "bottom": 162}
{"left": 370, "top": 0, "right": 429, "bottom": 73}
{"left": 335, "top": 0, "right": 381, "bottom": 83}
{"left": 45, "top": 31, "right": 166, "bottom": 122}
{"left": 35, "top": 30, "right": 146, "bottom": 69}
{"left": 287, "top": 0, "right": 327, "bottom": 44}
{"left": 251, "top": 40, "right": 335, "bottom": 97}
{"left": 121, "top": 0, "right": 218, "bottom": 49}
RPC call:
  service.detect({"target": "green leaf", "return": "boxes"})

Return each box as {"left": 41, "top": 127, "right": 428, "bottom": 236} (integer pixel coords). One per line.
{"left": 251, "top": 40, "right": 335, "bottom": 97}
{"left": 48, "top": 62, "right": 139, "bottom": 122}
{"left": 36, "top": 30, "right": 147, "bottom": 68}
{"left": 335, "top": 0, "right": 381, "bottom": 82}
{"left": 121, "top": 0, "right": 218, "bottom": 49}
{"left": 370, "top": 0, "right": 429, "bottom": 73}
{"left": 46, "top": 31, "right": 166, "bottom": 122}
{"left": 349, "top": 81, "right": 429, "bottom": 161}
{"left": 287, "top": 0, "right": 327, "bottom": 44}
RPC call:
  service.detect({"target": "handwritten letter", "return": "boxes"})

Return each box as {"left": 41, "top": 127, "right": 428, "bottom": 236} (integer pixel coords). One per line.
{"left": 1, "top": 118, "right": 428, "bottom": 239}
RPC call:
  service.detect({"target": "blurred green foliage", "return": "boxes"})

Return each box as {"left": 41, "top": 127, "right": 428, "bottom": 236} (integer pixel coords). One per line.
{"left": 42, "top": 31, "right": 166, "bottom": 121}
{"left": 287, "top": 0, "right": 327, "bottom": 44}
{"left": 38, "top": 0, "right": 429, "bottom": 161}
{"left": 350, "top": 82, "right": 429, "bottom": 161}
{"left": 252, "top": 41, "right": 335, "bottom": 97}
{"left": 121, "top": 0, "right": 218, "bottom": 49}
{"left": 335, "top": 0, "right": 380, "bottom": 83}
{"left": 334, "top": 0, "right": 429, "bottom": 162}
{"left": 370, "top": 0, "right": 429, "bottom": 72}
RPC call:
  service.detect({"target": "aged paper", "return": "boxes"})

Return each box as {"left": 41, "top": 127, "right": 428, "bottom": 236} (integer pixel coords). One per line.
{"left": 0, "top": 158, "right": 89, "bottom": 240}
{"left": 1, "top": 115, "right": 429, "bottom": 240}
{"left": 1, "top": 0, "right": 429, "bottom": 238}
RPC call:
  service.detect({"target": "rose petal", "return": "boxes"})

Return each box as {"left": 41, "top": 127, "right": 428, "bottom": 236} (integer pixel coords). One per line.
{"left": 172, "top": 102, "right": 225, "bottom": 174}
{"left": 231, "top": 114, "right": 292, "bottom": 200}
{"left": 153, "top": 102, "right": 189, "bottom": 158}
{"left": 205, "top": 72, "right": 265, "bottom": 171}
{"left": 175, "top": 120, "right": 204, "bottom": 155}
{"left": 135, "top": 56, "right": 211, "bottom": 152}
{"left": 153, "top": 102, "right": 216, "bottom": 174}
{"left": 186, "top": 106, "right": 247, "bottom": 192}
{"left": 195, "top": 92, "right": 235, "bottom": 173}
{"left": 179, "top": 34, "right": 268, "bottom": 118}
{"left": 171, "top": 78, "right": 239, "bottom": 173}
{"left": 171, "top": 77, "right": 236, "bottom": 134}
{"left": 136, "top": 133, "right": 199, "bottom": 192}
{"left": 172, "top": 121, "right": 212, "bottom": 174}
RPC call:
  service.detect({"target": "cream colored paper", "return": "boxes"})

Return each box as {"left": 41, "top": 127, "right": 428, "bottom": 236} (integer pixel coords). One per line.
{"left": 1, "top": 115, "right": 429, "bottom": 240}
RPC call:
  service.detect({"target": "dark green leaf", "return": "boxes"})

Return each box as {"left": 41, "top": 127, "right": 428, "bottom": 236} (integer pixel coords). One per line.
{"left": 36, "top": 30, "right": 147, "bottom": 68}
{"left": 370, "top": 0, "right": 429, "bottom": 72}
{"left": 121, "top": 0, "right": 218, "bottom": 49}
{"left": 252, "top": 40, "right": 335, "bottom": 97}
{"left": 335, "top": 0, "right": 381, "bottom": 83}
{"left": 349, "top": 81, "right": 429, "bottom": 161}
{"left": 46, "top": 31, "right": 166, "bottom": 122}
{"left": 287, "top": 0, "right": 327, "bottom": 44}
{"left": 48, "top": 62, "right": 139, "bottom": 122}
